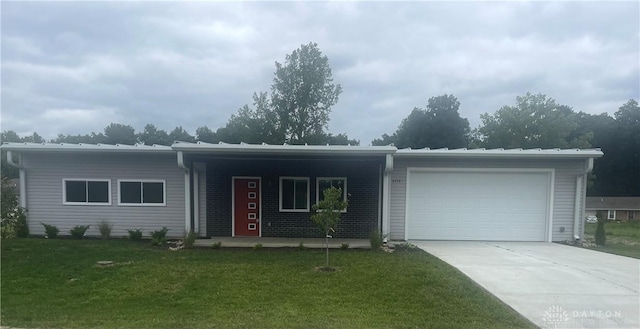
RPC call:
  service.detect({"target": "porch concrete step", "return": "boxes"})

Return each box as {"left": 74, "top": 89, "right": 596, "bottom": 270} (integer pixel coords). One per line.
{"left": 193, "top": 237, "right": 370, "bottom": 249}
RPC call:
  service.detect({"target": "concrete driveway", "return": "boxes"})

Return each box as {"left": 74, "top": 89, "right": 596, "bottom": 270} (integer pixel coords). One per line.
{"left": 411, "top": 241, "right": 639, "bottom": 329}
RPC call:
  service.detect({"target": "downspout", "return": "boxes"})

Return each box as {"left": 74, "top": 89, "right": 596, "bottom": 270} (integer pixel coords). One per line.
{"left": 177, "top": 151, "right": 192, "bottom": 234}
{"left": 382, "top": 153, "right": 393, "bottom": 241}
{"left": 7, "top": 151, "right": 27, "bottom": 209}
{"left": 573, "top": 158, "right": 594, "bottom": 241}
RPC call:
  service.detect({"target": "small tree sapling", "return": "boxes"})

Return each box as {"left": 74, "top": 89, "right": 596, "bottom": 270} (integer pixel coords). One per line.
{"left": 311, "top": 186, "right": 348, "bottom": 269}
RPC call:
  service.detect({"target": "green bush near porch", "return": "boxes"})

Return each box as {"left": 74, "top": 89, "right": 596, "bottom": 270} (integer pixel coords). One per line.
{"left": 1, "top": 239, "right": 535, "bottom": 329}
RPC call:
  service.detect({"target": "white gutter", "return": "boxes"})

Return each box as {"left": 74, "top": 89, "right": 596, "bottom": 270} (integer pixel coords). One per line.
{"left": 381, "top": 154, "right": 393, "bottom": 241}
{"left": 171, "top": 141, "right": 397, "bottom": 156}
{"left": 177, "top": 151, "right": 192, "bottom": 234}
{"left": 573, "top": 158, "right": 594, "bottom": 241}
{"left": 395, "top": 148, "right": 604, "bottom": 159}
{"left": 6, "top": 151, "right": 27, "bottom": 208}
{"left": 1, "top": 142, "right": 174, "bottom": 154}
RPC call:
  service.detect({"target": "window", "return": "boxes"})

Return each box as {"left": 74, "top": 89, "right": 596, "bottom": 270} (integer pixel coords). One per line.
{"left": 279, "top": 177, "right": 309, "bottom": 212}
{"left": 63, "top": 179, "right": 110, "bottom": 205}
{"left": 607, "top": 210, "right": 616, "bottom": 220}
{"left": 118, "top": 180, "right": 166, "bottom": 206}
{"left": 316, "top": 177, "right": 347, "bottom": 212}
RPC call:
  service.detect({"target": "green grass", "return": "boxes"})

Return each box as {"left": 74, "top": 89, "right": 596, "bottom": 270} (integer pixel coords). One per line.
{"left": 583, "top": 221, "right": 640, "bottom": 259}
{"left": 1, "top": 239, "right": 534, "bottom": 329}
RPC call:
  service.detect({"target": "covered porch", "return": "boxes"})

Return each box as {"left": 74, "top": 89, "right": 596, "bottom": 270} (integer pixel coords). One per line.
{"left": 174, "top": 141, "right": 396, "bottom": 239}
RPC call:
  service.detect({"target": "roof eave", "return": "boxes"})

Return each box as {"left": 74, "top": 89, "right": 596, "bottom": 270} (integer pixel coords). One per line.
{"left": 171, "top": 144, "right": 396, "bottom": 156}
{"left": 1, "top": 144, "right": 174, "bottom": 154}
{"left": 394, "top": 151, "right": 604, "bottom": 159}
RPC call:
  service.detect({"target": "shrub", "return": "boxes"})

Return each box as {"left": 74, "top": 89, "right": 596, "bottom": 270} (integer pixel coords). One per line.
{"left": 1, "top": 218, "right": 16, "bottom": 239}
{"left": 15, "top": 208, "right": 29, "bottom": 238}
{"left": 42, "top": 223, "right": 59, "bottom": 239}
{"left": 595, "top": 217, "right": 606, "bottom": 246}
{"left": 395, "top": 243, "right": 418, "bottom": 252}
{"left": 253, "top": 243, "right": 263, "bottom": 251}
{"left": 370, "top": 230, "right": 386, "bottom": 251}
{"left": 298, "top": 241, "right": 305, "bottom": 250}
{"left": 340, "top": 242, "right": 349, "bottom": 250}
{"left": 211, "top": 241, "right": 222, "bottom": 249}
{"left": 70, "top": 225, "right": 90, "bottom": 239}
{"left": 150, "top": 227, "right": 169, "bottom": 246}
{"left": 98, "top": 220, "right": 113, "bottom": 240}
{"left": 1, "top": 177, "right": 28, "bottom": 238}
{"left": 184, "top": 230, "right": 196, "bottom": 249}
{"left": 128, "top": 228, "right": 143, "bottom": 241}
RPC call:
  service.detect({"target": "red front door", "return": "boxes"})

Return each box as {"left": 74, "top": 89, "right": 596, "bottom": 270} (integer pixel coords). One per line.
{"left": 234, "top": 178, "right": 260, "bottom": 236}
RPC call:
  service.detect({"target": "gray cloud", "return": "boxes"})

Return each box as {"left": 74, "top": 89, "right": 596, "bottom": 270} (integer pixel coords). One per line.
{"left": 2, "top": 1, "right": 638, "bottom": 144}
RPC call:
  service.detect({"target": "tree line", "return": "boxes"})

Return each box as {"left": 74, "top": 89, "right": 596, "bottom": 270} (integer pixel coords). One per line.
{"left": 1, "top": 42, "right": 638, "bottom": 196}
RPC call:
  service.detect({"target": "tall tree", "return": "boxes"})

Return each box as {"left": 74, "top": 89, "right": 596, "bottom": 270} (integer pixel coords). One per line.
{"left": 270, "top": 42, "right": 342, "bottom": 143}
{"left": 195, "top": 126, "right": 217, "bottom": 143}
{"left": 168, "top": 126, "right": 196, "bottom": 143}
{"left": 137, "top": 124, "right": 170, "bottom": 145}
{"left": 214, "top": 43, "right": 353, "bottom": 145}
{"left": 104, "top": 123, "right": 137, "bottom": 145}
{"left": 478, "top": 93, "right": 591, "bottom": 149}
{"left": 610, "top": 99, "right": 640, "bottom": 195}
{"left": 575, "top": 112, "right": 616, "bottom": 196}
{"left": 372, "top": 94, "right": 470, "bottom": 149}
{"left": 1, "top": 131, "right": 23, "bottom": 179}
{"left": 215, "top": 92, "right": 283, "bottom": 144}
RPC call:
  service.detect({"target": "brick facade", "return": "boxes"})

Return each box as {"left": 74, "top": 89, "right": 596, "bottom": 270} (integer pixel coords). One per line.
{"left": 205, "top": 156, "right": 383, "bottom": 238}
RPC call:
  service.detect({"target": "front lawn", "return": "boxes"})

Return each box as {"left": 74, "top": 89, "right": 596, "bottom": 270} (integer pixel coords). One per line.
{"left": 1, "top": 239, "right": 534, "bottom": 329}
{"left": 583, "top": 221, "right": 640, "bottom": 259}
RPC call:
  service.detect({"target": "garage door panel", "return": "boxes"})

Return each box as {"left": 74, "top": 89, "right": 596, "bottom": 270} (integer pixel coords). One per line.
{"left": 407, "top": 171, "right": 549, "bottom": 241}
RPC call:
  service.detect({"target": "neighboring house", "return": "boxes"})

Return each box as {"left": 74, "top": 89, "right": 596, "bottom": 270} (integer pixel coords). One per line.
{"left": 585, "top": 197, "right": 640, "bottom": 221}
{"left": 1, "top": 142, "right": 603, "bottom": 242}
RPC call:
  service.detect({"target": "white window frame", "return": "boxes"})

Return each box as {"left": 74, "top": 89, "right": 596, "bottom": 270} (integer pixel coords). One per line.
{"left": 607, "top": 210, "right": 616, "bottom": 220}
{"left": 316, "top": 177, "right": 348, "bottom": 213}
{"left": 279, "top": 177, "right": 310, "bottom": 212}
{"left": 117, "top": 179, "right": 167, "bottom": 206}
{"left": 62, "top": 178, "right": 112, "bottom": 205}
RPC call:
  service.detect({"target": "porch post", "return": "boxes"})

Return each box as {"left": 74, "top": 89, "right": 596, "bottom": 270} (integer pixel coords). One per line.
{"left": 382, "top": 154, "right": 393, "bottom": 238}
{"left": 177, "top": 151, "right": 192, "bottom": 234}
{"left": 193, "top": 168, "right": 199, "bottom": 234}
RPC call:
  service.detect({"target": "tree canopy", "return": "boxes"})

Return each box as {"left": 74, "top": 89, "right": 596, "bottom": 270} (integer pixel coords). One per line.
{"left": 477, "top": 92, "right": 592, "bottom": 149}
{"left": 372, "top": 94, "right": 470, "bottom": 149}
{"left": 271, "top": 42, "right": 343, "bottom": 143}
{"left": 210, "top": 43, "right": 355, "bottom": 145}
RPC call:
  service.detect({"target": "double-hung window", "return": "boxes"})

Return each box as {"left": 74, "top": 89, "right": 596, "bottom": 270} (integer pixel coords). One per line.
{"left": 118, "top": 180, "right": 166, "bottom": 206}
{"left": 279, "top": 177, "right": 309, "bottom": 212}
{"left": 63, "top": 179, "right": 111, "bottom": 205}
{"left": 316, "top": 177, "right": 347, "bottom": 212}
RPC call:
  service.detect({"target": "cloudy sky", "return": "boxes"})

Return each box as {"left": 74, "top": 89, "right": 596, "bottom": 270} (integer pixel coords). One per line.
{"left": 2, "top": 1, "right": 638, "bottom": 144}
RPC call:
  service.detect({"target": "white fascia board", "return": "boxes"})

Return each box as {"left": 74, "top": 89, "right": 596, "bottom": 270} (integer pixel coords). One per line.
{"left": 171, "top": 142, "right": 397, "bottom": 156}
{"left": 0, "top": 143, "right": 174, "bottom": 154}
{"left": 394, "top": 148, "right": 604, "bottom": 159}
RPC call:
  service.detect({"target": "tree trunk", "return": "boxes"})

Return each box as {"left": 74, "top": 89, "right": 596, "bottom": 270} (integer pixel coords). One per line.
{"left": 325, "top": 233, "right": 329, "bottom": 267}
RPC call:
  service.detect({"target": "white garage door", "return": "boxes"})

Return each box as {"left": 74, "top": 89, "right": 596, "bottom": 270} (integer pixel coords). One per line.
{"left": 407, "top": 170, "right": 550, "bottom": 241}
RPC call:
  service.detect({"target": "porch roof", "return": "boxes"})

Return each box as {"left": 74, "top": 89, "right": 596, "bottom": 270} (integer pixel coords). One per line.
{"left": 171, "top": 141, "right": 396, "bottom": 156}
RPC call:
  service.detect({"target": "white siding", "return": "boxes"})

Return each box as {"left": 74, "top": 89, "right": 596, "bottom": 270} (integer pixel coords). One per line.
{"left": 390, "top": 158, "right": 585, "bottom": 242}
{"left": 23, "top": 152, "right": 186, "bottom": 238}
